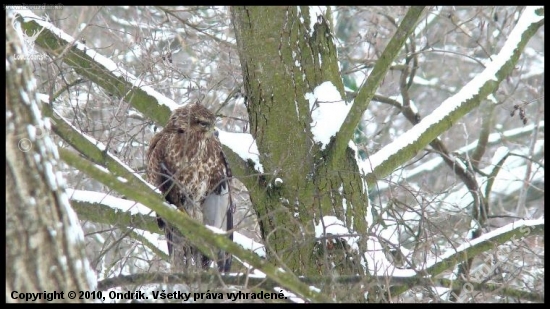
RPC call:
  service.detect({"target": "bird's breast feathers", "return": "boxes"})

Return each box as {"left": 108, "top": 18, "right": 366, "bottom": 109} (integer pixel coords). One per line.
{"left": 169, "top": 134, "right": 225, "bottom": 202}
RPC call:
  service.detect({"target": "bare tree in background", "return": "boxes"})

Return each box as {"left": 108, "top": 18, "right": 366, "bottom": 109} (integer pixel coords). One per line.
{"left": 8, "top": 6, "right": 544, "bottom": 303}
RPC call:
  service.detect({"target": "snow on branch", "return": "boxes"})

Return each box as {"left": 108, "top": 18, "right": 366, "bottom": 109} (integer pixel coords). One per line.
{"left": 217, "top": 130, "right": 264, "bottom": 173}
{"left": 68, "top": 188, "right": 169, "bottom": 260}
{"left": 314, "top": 215, "right": 416, "bottom": 278}
{"left": 40, "top": 100, "right": 158, "bottom": 194}
{"left": 377, "top": 120, "right": 545, "bottom": 192}
{"left": 425, "top": 219, "right": 543, "bottom": 276}
{"left": 68, "top": 189, "right": 267, "bottom": 261}
{"left": 61, "top": 148, "right": 333, "bottom": 302}
{"left": 363, "top": 6, "right": 544, "bottom": 186}
{"left": 306, "top": 81, "right": 351, "bottom": 150}
{"left": 233, "top": 231, "right": 266, "bottom": 258}
{"left": 15, "top": 9, "right": 263, "bottom": 175}
{"left": 68, "top": 189, "right": 154, "bottom": 216}
{"left": 13, "top": 10, "right": 179, "bottom": 111}
{"left": 317, "top": 212, "right": 543, "bottom": 280}
{"left": 329, "top": 7, "right": 425, "bottom": 166}
{"left": 7, "top": 12, "right": 97, "bottom": 289}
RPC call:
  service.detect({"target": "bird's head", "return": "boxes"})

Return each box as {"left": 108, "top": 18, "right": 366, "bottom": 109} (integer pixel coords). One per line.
{"left": 168, "top": 103, "right": 217, "bottom": 139}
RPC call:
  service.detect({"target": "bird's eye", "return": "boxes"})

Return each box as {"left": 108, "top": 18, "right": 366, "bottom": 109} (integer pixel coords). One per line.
{"left": 198, "top": 121, "right": 210, "bottom": 128}
{"left": 177, "top": 129, "right": 184, "bottom": 134}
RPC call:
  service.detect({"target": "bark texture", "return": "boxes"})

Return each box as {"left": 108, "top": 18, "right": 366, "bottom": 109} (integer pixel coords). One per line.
{"left": 232, "top": 6, "right": 368, "bottom": 276}
{"left": 6, "top": 14, "right": 94, "bottom": 303}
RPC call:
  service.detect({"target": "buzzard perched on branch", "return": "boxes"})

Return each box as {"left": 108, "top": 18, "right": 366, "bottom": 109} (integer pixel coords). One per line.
{"left": 146, "top": 103, "right": 233, "bottom": 272}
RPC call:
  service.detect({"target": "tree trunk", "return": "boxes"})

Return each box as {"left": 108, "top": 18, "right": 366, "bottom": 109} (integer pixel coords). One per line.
{"left": 231, "top": 6, "right": 368, "bottom": 277}
{"left": 6, "top": 14, "right": 95, "bottom": 303}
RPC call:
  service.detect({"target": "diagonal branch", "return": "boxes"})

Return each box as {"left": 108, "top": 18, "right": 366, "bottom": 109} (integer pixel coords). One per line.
{"left": 59, "top": 148, "right": 332, "bottom": 303}
{"left": 329, "top": 6, "right": 425, "bottom": 165}
{"left": 95, "top": 219, "right": 543, "bottom": 302}
{"left": 42, "top": 102, "right": 157, "bottom": 195}
{"left": 97, "top": 268, "right": 543, "bottom": 302}
{"left": 16, "top": 11, "right": 175, "bottom": 125}
{"left": 389, "top": 219, "right": 544, "bottom": 297}
{"left": 364, "top": 7, "right": 544, "bottom": 187}
{"left": 70, "top": 198, "right": 159, "bottom": 235}
{"left": 15, "top": 10, "right": 257, "bottom": 189}
{"left": 75, "top": 203, "right": 168, "bottom": 262}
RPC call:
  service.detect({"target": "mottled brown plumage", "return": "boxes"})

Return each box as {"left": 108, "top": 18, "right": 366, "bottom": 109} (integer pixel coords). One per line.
{"left": 146, "top": 103, "right": 233, "bottom": 272}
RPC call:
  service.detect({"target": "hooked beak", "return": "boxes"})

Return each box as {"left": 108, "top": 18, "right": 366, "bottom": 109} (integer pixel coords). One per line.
{"left": 206, "top": 125, "right": 216, "bottom": 138}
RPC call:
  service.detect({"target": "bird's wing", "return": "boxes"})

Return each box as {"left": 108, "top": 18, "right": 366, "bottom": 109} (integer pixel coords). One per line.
{"left": 146, "top": 131, "right": 179, "bottom": 244}
{"left": 147, "top": 134, "right": 187, "bottom": 260}
{"left": 202, "top": 182, "right": 231, "bottom": 230}
{"left": 147, "top": 132, "right": 183, "bottom": 206}
{"left": 146, "top": 132, "right": 166, "bottom": 192}
{"left": 201, "top": 148, "right": 234, "bottom": 272}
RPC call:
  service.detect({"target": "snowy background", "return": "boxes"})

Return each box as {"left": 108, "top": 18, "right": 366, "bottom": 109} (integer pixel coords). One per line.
{"left": 11, "top": 6, "right": 544, "bottom": 303}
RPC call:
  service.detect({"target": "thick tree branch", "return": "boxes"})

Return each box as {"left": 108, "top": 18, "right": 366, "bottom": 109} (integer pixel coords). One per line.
{"left": 329, "top": 6, "right": 425, "bottom": 165}
{"left": 471, "top": 104, "right": 495, "bottom": 167}
{"left": 59, "top": 148, "right": 332, "bottom": 303}
{"left": 71, "top": 199, "right": 159, "bottom": 234}
{"left": 96, "top": 219, "right": 543, "bottom": 302}
{"left": 364, "top": 8, "right": 544, "bottom": 186}
{"left": 16, "top": 11, "right": 256, "bottom": 191}
{"left": 16, "top": 13, "right": 173, "bottom": 126}
{"left": 389, "top": 219, "right": 544, "bottom": 297}
{"left": 6, "top": 14, "right": 94, "bottom": 300}
{"left": 42, "top": 103, "right": 157, "bottom": 194}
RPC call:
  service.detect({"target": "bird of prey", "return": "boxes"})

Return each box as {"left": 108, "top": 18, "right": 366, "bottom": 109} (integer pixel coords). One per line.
{"left": 146, "top": 103, "right": 233, "bottom": 272}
